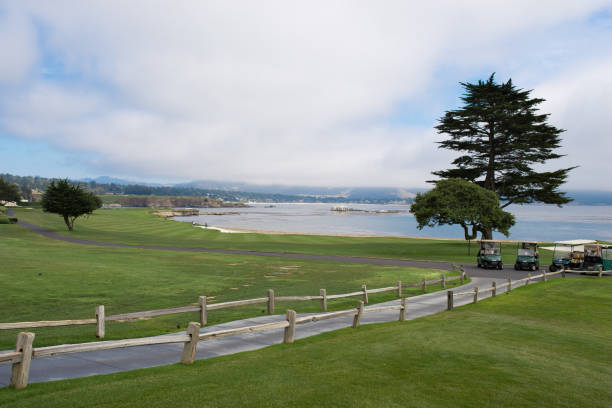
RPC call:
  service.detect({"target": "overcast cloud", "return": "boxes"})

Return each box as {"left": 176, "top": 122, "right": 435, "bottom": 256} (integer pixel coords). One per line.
{"left": 0, "top": 1, "right": 611, "bottom": 188}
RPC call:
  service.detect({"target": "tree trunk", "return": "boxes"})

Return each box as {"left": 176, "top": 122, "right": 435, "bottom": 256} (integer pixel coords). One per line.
{"left": 63, "top": 215, "right": 73, "bottom": 231}
{"left": 484, "top": 127, "right": 496, "bottom": 191}
{"left": 481, "top": 227, "right": 492, "bottom": 240}
{"left": 461, "top": 223, "right": 478, "bottom": 240}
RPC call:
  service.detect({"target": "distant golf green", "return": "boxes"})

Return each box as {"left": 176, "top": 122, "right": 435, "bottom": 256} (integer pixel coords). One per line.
{"left": 0, "top": 221, "right": 461, "bottom": 349}
{"left": 13, "top": 208, "right": 553, "bottom": 265}
{"left": 2, "top": 278, "right": 610, "bottom": 407}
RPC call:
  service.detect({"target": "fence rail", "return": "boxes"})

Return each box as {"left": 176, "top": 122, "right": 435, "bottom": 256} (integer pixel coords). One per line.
{"left": 0, "top": 298, "right": 410, "bottom": 389}
{"left": 2, "top": 266, "right": 580, "bottom": 390}
{"left": 1, "top": 272, "right": 465, "bottom": 339}
{"left": 446, "top": 269, "right": 566, "bottom": 311}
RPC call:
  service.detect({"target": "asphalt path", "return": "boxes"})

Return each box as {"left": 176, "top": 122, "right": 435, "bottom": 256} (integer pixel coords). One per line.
{"left": 11, "top": 213, "right": 455, "bottom": 269}
{"left": 1, "top": 275, "right": 538, "bottom": 387}
{"left": 8, "top": 211, "right": 540, "bottom": 279}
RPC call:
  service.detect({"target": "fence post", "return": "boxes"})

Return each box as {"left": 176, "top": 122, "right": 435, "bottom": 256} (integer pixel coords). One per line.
{"left": 562, "top": 268, "right": 566, "bottom": 278}
{"left": 352, "top": 301, "right": 364, "bottom": 328}
{"left": 422, "top": 277, "right": 427, "bottom": 293}
{"left": 460, "top": 270, "right": 464, "bottom": 285}
{"left": 527, "top": 272, "right": 531, "bottom": 285}
{"left": 181, "top": 322, "right": 200, "bottom": 364}
{"left": 492, "top": 281, "right": 497, "bottom": 297}
{"left": 441, "top": 274, "right": 446, "bottom": 289}
{"left": 397, "top": 280, "right": 402, "bottom": 297}
{"left": 507, "top": 278, "right": 512, "bottom": 292}
{"left": 399, "top": 297, "right": 407, "bottom": 321}
{"left": 95, "top": 305, "right": 105, "bottom": 338}
{"left": 10, "top": 332, "right": 35, "bottom": 389}
{"left": 283, "top": 310, "right": 297, "bottom": 344}
{"left": 473, "top": 287, "right": 479, "bottom": 304}
{"left": 267, "top": 289, "right": 275, "bottom": 314}
{"left": 447, "top": 291, "right": 454, "bottom": 311}
{"left": 362, "top": 284, "right": 368, "bottom": 304}
{"left": 599, "top": 266, "right": 603, "bottom": 278}
{"left": 543, "top": 271, "right": 547, "bottom": 282}
{"left": 320, "top": 289, "right": 327, "bottom": 311}
{"left": 199, "top": 296, "right": 207, "bottom": 326}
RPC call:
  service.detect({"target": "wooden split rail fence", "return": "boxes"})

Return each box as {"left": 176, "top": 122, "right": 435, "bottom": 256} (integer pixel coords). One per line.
{"left": 446, "top": 269, "right": 565, "bottom": 310}
{"left": 1, "top": 297, "right": 413, "bottom": 389}
{"left": 0, "top": 272, "right": 467, "bottom": 339}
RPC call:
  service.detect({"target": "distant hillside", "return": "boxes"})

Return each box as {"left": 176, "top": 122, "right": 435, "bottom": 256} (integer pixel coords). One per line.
{"left": 102, "top": 195, "right": 246, "bottom": 208}
{"left": 2, "top": 173, "right": 418, "bottom": 203}
{"left": 179, "top": 180, "right": 420, "bottom": 202}
{"left": 9, "top": 172, "right": 607, "bottom": 205}
{"left": 80, "top": 176, "right": 165, "bottom": 187}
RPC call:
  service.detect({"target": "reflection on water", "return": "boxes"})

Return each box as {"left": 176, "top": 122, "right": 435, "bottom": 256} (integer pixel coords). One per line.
{"left": 174, "top": 203, "right": 612, "bottom": 241}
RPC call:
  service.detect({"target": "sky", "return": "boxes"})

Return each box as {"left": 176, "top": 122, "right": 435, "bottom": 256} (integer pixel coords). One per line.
{"left": 1, "top": 1, "right": 611, "bottom": 189}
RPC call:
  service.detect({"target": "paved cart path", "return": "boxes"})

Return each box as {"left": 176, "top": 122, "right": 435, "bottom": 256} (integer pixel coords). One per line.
{"left": 1, "top": 275, "right": 550, "bottom": 387}
{"left": 11, "top": 212, "right": 530, "bottom": 279}
{"left": 11, "top": 213, "right": 566, "bottom": 281}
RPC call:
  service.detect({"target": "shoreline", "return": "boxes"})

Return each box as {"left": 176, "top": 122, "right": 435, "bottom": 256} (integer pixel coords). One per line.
{"left": 192, "top": 223, "right": 543, "bottom": 242}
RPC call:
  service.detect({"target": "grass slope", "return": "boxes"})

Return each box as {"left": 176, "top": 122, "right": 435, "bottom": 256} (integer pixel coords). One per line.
{"left": 13, "top": 208, "right": 553, "bottom": 265}
{"left": 0, "top": 223, "right": 460, "bottom": 349}
{"left": 1, "top": 278, "right": 610, "bottom": 407}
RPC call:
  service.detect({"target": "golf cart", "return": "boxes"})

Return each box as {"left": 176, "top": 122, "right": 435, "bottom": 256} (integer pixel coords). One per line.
{"left": 477, "top": 240, "right": 503, "bottom": 270}
{"left": 514, "top": 242, "right": 539, "bottom": 271}
{"left": 547, "top": 240, "right": 596, "bottom": 272}
{"left": 581, "top": 243, "right": 612, "bottom": 273}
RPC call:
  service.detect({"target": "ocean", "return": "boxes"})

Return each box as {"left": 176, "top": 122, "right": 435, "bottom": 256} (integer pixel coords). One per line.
{"left": 174, "top": 203, "right": 612, "bottom": 242}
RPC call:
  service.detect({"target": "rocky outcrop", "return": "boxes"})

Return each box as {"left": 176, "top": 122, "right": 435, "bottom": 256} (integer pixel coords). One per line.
{"left": 117, "top": 196, "right": 246, "bottom": 208}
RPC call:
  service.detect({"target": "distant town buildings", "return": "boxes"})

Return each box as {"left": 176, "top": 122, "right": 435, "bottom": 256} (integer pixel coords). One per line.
{"left": 30, "top": 189, "right": 44, "bottom": 201}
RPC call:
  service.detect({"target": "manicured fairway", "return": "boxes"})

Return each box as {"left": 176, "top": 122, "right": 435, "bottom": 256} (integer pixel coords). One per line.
{"left": 0, "top": 223, "right": 460, "bottom": 349}
{"left": 13, "top": 208, "right": 553, "bottom": 265}
{"left": 1, "top": 278, "right": 610, "bottom": 407}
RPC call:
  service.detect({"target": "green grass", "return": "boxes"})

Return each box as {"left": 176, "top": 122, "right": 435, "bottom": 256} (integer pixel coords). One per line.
{"left": 0, "top": 222, "right": 461, "bottom": 349}
{"left": 13, "top": 208, "right": 553, "bottom": 265}
{"left": 1, "top": 278, "right": 610, "bottom": 407}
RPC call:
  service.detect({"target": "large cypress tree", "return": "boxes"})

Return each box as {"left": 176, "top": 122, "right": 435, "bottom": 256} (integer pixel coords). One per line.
{"left": 433, "top": 74, "right": 574, "bottom": 229}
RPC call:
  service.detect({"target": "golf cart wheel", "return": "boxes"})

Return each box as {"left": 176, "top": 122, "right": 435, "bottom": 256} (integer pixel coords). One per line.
{"left": 497, "top": 263, "right": 503, "bottom": 270}
{"left": 531, "top": 265, "right": 537, "bottom": 272}
{"left": 549, "top": 265, "right": 557, "bottom": 272}
{"left": 514, "top": 264, "right": 519, "bottom": 271}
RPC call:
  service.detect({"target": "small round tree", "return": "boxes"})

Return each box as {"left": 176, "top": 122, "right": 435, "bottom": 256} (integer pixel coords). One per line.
{"left": 410, "top": 178, "right": 515, "bottom": 240}
{"left": 41, "top": 180, "right": 102, "bottom": 231}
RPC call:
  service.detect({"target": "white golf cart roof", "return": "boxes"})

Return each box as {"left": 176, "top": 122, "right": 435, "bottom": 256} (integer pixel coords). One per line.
{"left": 540, "top": 239, "right": 597, "bottom": 252}
{"left": 553, "top": 239, "right": 597, "bottom": 245}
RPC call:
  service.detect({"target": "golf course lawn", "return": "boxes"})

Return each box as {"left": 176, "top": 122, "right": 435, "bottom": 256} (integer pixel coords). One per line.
{"left": 12, "top": 207, "right": 554, "bottom": 265}
{"left": 0, "top": 222, "right": 462, "bottom": 349}
{"left": 1, "top": 278, "right": 610, "bottom": 407}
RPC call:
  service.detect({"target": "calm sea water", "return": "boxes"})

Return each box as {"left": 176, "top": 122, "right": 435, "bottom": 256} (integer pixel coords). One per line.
{"left": 174, "top": 203, "right": 612, "bottom": 241}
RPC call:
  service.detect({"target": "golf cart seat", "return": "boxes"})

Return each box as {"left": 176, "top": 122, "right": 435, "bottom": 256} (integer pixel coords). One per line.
{"left": 570, "top": 251, "right": 584, "bottom": 265}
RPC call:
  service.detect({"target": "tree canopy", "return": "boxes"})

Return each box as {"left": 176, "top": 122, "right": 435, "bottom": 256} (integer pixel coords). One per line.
{"left": 0, "top": 176, "right": 21, "bottom": 203}
{"left": 41, "top": 180, "right": 102, "bottom": 231}
{"left": 433, "top": 74, "right": 574, "bottom": 209}
{"left": 410, "top": 178, "right": 515, "bottom": 240}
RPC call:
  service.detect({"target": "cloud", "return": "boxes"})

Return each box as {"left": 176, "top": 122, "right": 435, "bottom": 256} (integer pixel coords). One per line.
{"left": 535, "top": 57, "right": 612, "bottom": 188}
{"left": 0, "top": 8, "right": 37, "bottom": 85}
{"left": 0, "top": 1, "right": 611, "bottom": 187}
